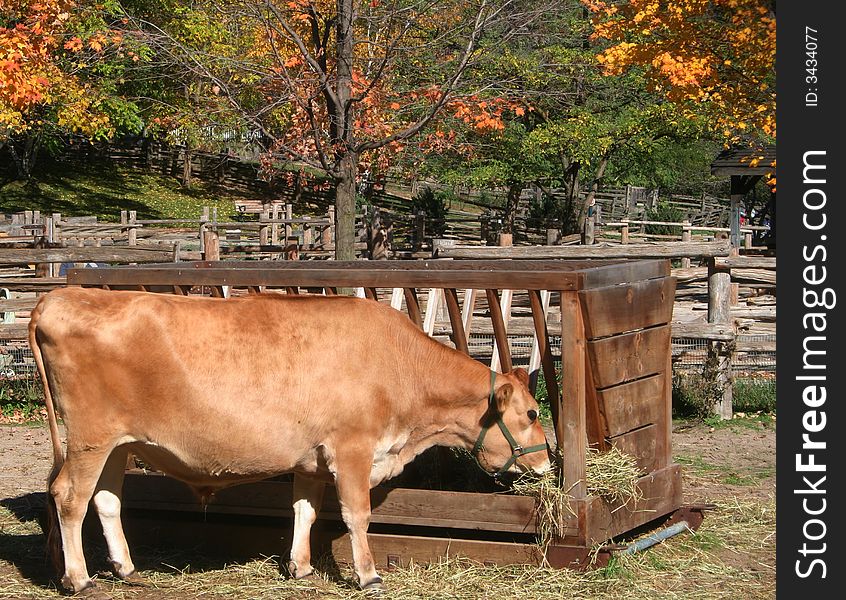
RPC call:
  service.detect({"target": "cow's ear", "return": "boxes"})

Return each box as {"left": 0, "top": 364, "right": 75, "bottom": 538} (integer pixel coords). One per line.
{"left": 511, "top": 368, "right": 529, "bottom": 388}
{"left": 493, "top": 383, "right": 513, "bottom": 415}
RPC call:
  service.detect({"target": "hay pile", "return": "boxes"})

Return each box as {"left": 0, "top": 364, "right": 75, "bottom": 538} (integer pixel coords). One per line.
{"left": 511, "top": 446, "right": 643, "bottom": 557}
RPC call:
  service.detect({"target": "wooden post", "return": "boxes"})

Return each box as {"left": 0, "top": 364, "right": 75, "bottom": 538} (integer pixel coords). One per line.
{"left": 199, "top": 207, "right": 209, "bottom": 253}
{"left": 487, "top": 289, "right": 513, "bottom": 373}
{"left": 707, "top": 258, "right": 733, "bottom": 419}
{"left": 285, "top": 203, "right": 293, "bottom": 243}
{"left": 44, "top": 217, "right": 55, "bottom": 277}
{"left": 303, "top": 219, "right": 313, "bottom": 247}
{"left": 259, "top": 209, "right": 270, "bottom": 246}
{"left": 559, "top": 291, "right": 587, "bottom": 500}
{"left": 413, "top": 210, "right": 426, "bottom": 252}
{"left": 327, "top": 206, "right": 336, "bottom": 249}
{"left": 270, "top": 204, "right": 280, "bottom": 246}
{"left": 681, "top": 222, "right": 691, "bottom": 269}
{"left": 620, "top": 221, "right": 629, "bottom": 244}
{"left": 729, "top": 175, "right": 742, "bottom": 248}
{"left": 202, "top": 230, "right": 220, "bottom": 261}
{"left": 498, "top": 232, "right": 513, "bottom": 247}
{"left": 583, "top": 197, "right": 596, "bottom": 245}
{"left": 52, "top": 213, "right": 62, "bottom": 244}
{"left": 744, "top": 231, "right": 753, "bottom": 249}
{"left": 172, "top": 240, "right": 181, "bottom": 263}
{"left": 546, "top": 228, "right": 560, "bottom": 245}
{"left": 128, "top": 211, "right": 137, "bottom": 246}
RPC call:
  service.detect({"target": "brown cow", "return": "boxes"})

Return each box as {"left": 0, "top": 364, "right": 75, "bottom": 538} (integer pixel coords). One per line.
{"left": 29, "top": 287, "right": 550, "bottom": 597}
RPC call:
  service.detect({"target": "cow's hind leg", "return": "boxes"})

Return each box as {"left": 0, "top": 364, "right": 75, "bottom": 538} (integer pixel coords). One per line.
{"left": 288, "top": 474, "right": 325, "bottom": 579}
{"left": 333, "top": 458, "right": 382, "bottom": 591}
{"left": 92, "top": 447, "right": 143, "bottom": 585}
{"left": 50, "top": 445, "right": 113, "bottom": 597}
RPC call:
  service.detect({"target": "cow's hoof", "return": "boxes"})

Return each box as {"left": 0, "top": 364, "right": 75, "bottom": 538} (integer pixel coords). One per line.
{"left": 286, "top": 560, "right": 315, "bottom": 579}
{"left": 361, "top": 576, "right": 385, "bottom": 594}
{"left": 119, "top": 570, "right": 148, "bottom": 587}
{"left": 75, "top": 582, "right": 112, "bottom": 600}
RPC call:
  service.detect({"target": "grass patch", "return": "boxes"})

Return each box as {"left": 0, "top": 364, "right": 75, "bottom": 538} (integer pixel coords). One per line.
{"left": 1, "top": 158, "right": 249, "bottom": 221}
{"left": 674, "top": 374, "right": 775, "bottom": 420}
{"left": 0, "top": 377, "right": 45, "bottom": 423}
{"left": 733, "top": 379, "right": 776, "bottom": 413}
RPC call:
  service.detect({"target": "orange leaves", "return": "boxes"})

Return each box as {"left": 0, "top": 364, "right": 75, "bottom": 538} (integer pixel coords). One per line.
{"left": 443, "top": 96, "right": 526, "bottom": 134}
{"left": 64, "top": 37, "right": 83, "bottom": 52}
{"left": 1, "top": 0, "right": 120, "bottom": 136}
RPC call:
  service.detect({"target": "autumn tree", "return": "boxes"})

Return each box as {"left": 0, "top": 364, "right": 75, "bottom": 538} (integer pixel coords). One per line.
{"left": 126, "top": 0, "right": 555, "bottom": 259}
{"left": 584, "top": 0, "right": 776, "bottom": 147}
{"left": 0, "top": 0, "right": 142, "bottom": 179}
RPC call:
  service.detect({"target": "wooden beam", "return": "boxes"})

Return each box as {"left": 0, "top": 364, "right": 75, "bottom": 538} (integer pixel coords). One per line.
{"left": 438, "top": 240, "right": 732, "bottom": 260}
{"left": 443, "top": 288, "right": 469, "bottom": 354}
{"left": 0, "top": 247, "right": 174, "bottom": 265}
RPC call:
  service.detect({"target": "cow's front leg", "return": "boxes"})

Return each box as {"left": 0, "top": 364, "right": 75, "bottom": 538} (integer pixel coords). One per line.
{"left": 288, "top": 474, "right": 325, "bottom": 579}
{"left": 333, "top": 457, "right": 382, "bottom": 591}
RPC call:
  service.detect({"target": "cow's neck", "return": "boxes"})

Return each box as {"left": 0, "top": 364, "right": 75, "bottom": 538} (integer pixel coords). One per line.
{"left": 400, "top": 356, "right": 494, "bottom": 459}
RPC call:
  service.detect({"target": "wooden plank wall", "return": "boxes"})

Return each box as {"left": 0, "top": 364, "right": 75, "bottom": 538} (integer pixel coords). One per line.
{"left": 579, "top": 276, "right": 677, "bottom": 474}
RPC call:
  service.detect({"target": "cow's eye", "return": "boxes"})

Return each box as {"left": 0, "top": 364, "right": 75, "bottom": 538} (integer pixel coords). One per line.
{"left": 528, "top": 409, "right": 538, "bottom": 422}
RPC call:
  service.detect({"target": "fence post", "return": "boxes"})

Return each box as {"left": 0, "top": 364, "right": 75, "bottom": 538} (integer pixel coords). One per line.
{"left": 744, "top": 231, "right": 753, "bottom": 249}
{"left": 303, "top": 218, "right": 313, "bottom": 247}
{"left": 285, "top": 203, "right": 293, "bottom": 244}
{"left": 681, "top": 221, "right": 692, "bottom": 268}
{"left": 546, "top": 228, "right": 560, "bottom": 245}
{"left": 270, "top": 204, "right": 280, "bottom": 246}
{"left": 413, "top": 210, "right": 426, "bottom": 252}
{"left": 707, "top": 258, "right": 733, "bottom": 419}
{"left": 44, "top": 217, "right": 55, "bottom": 277}
{"left": 259, "top": 209, "right": 270, "bottom": 246}
{"left": 199, "top": 207, "right": 209, "bottom": 253}
{"left": 128, "top": 211, "right": 137, "bottom": 246}
{"left": 202, "top": 230, "right": 220, "bottom": 261}
{"left": 324, "top": 206, "right": 335, "bottom": 249}
{"left": 583, "top": 199, "right": 596, "bottom": 245}
{"left": 52, "top": 213, "right": 62, "bottom": 245}
{"left": 620, "top": 220, "right": 629, "bottom": 244}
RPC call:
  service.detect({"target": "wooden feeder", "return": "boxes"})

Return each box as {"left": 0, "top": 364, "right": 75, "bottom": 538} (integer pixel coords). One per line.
{"left": 68, "top": 259, "right": 683, "bottom": 569}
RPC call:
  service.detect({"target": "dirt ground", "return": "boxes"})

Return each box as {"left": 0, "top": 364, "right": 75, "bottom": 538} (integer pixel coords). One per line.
{"left": 0, "top": 419, "right": 776, "bottom": 599}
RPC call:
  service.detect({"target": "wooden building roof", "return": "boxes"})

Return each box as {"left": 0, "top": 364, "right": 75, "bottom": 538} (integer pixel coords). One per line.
{"left": 710, "top": 146, "right": 776, "bottom": 177}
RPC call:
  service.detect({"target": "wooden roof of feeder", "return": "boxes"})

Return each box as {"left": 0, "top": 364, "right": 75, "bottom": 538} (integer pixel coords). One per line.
{"left": 710, "top": 145, "right": 776, "bottom": 177}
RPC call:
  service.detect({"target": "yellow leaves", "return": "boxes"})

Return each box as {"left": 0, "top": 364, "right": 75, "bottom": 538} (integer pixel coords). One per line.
{"left": 586, "top": 0, "right": 775, "bottom": 142}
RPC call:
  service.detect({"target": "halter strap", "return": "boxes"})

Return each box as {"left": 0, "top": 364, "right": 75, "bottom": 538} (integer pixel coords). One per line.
{"left": 471, "top": 370, "right": 549, "bottom": 478}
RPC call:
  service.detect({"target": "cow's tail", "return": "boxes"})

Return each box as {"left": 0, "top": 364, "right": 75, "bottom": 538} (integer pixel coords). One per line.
{"left": 28, "top": 302, "right": 65, "bottom": 576}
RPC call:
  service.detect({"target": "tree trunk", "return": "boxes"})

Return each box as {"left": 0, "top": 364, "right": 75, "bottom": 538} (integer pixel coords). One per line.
{"left": 502, "top": 182, "right": 523, "bottom": 235}
{"left": 334, "top": 151, "right": 358, "bottom": 261}
{"left": 7, "top": 134, "right": 41, "bottom": 180}
{"left": 577, "top": 155, "right": 609, "bottom": 231}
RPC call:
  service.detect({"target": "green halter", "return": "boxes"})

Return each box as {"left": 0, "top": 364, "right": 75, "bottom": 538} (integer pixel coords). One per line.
{"left": 471, "top": 370, "right": 550, "bottom": 478}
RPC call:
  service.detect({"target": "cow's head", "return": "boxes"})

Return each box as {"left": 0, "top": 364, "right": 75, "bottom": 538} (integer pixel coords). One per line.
{"left": 472, "top": 368, "right": 552, "bottom": 477}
